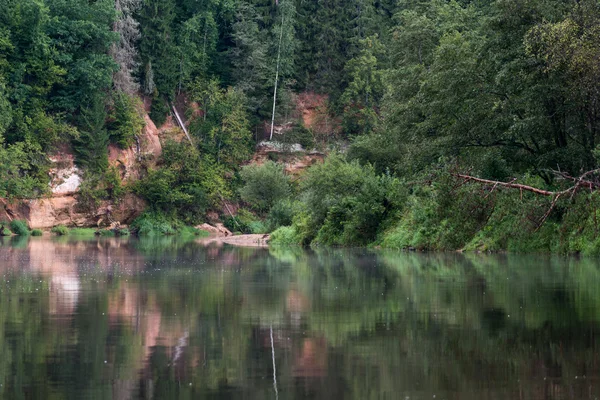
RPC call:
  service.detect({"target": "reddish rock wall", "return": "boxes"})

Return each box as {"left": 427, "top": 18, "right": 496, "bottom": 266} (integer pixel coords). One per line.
{"left": 0, "top": 193, "right": 146, "bottom": 229}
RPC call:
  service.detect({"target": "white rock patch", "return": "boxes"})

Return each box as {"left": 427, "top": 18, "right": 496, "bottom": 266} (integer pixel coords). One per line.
{"left": 51, "top": 167, "right": 82, "bottom": 195}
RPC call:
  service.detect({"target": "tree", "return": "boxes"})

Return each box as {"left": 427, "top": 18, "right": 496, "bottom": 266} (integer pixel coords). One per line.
{"left": 108, "top": 91, "right": 145, "bottom": 148}
{"left": 229, "top": 1, "right": 270, "bottom": 117}
{"left": 0, "top": 83, "right": 11, "bottom": 137}
{"left": 46, "top": 0, "right": 118, "bottom": 113}
{"left": 137, "top": 0, "right": 179, "bottom": 97}
{"left": 269, "top": 0, "right": 297, "bottom": 138}
{"left": 190, "top": 77, "right": 221, "bottom": 122}
{"left": 176, "top": 11, "right": 219, "bottom": 92}
{"left": 525, "top": 1, "right": 600, "bottom": 158}
{"left": 341, "top": 35, "right": 384, "bottom": 136}
{"left": 111, "top": 0, "right": 142, "bottom": 93}
{"left": 298, "top": 154, "right": 390, "bottom": 245}
{"left": 239, "top": 161, "right": 290, "bottom": 211}
{"left": 190, "top": 84, "right": 253, "bottom": 169}
{"left": 74, "top": 95, "right": 110, "bottom": 174}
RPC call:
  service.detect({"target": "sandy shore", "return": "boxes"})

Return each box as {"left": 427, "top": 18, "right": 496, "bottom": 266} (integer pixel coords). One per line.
{"left": 196, "top": 234, "right": 270, "bottom": 248}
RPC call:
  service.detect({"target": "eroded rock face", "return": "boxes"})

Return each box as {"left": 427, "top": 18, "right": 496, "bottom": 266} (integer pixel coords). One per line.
{"left": 0, "top": 193, "right": 146, "bottom": 229}
{"left": 295, "top": 92, "right": 341, "bottom": 137}
{"left": 0, "top": 102, "right": 164, "bottom": 229}
{"left": 108, "top": 113, "right": 163, "bottom": 181}
{"left": 195, "top": 223, "right": 232, "bottom": 237}
{"left": 250, "top": 143, "right": 325, "bottom": 177}
{"left": 49, "top": 151, "right": 82, "bottom": 195}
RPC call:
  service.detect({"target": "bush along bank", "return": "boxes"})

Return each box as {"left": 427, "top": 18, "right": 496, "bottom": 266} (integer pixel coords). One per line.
{"left": 47, "top": 214, "right": 210, "bottom": 238}
{"left": 259, "top": 155, "right": 600, "bottom": 255}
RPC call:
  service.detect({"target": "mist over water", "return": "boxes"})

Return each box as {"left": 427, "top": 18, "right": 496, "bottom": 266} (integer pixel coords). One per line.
{"left": 0, "top": 236, "right": 599, "bottom": 399}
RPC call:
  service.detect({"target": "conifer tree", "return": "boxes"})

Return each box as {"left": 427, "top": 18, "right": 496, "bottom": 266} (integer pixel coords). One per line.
{"left": 111, "top": 0, "right": 142, "bottom": 93}
{"left": 341, "top": 35, "right": 384, "bottom": 136}
{"left": 74, "top": 95, "right": 110, "bottom": 174}
{"left": 230, "top": 1, "right": 270, "bottom": 117}
{"left": 137, "top": 0, "right": 179, "bottom": 97}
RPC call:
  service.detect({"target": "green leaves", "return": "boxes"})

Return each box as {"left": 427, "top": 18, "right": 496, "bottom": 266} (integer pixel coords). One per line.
{"left": 299, "top": 154, "right": 392, "bottom": 245}
{"left": 74, "top": 95, "right": 110, "bottom": 174}
{"left": 0, "top": 141, "right": 47, "bottom": 199}
{"left": 134, "top": 141, "right": 229, "bottom": 224}
{"left": 108, "top": 91, "right": 145, "bottom": 148}
{"left": 341, "top": 35, "right": 384, "bottom": 136}
{"left": 190, "top": 83, "right": 253, "bottom": 169}
{"left": 239, "top": 161, "right": 291, "bottom": 212}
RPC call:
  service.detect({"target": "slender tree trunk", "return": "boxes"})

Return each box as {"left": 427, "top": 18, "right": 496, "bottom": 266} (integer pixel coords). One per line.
{"left": 270, "top": 9, "right": 285, "bottom": 141}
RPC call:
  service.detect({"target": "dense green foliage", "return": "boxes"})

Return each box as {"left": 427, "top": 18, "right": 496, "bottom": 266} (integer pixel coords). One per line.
{"left": 129, "top": 211, "right": 209, "bottom": 237}
{"left": 134, "top": 140, "right": 231, "bottom": 224}
{"left": 108, "top": 92, "right": 145, "bottom": 148}
{"left": 239, "top": 161, "right": 290, "bottom": 211}
{"left": 9, "top": 220, "right": 29, "bottom": 236}
{"left": 51, "top": 225, "right": 69, "bottom": 236}
{"left": 5, "top": 0, "right": 600, "bottom": 250}
{"left": 270, "top": 0, "right": 600, "bottom": 251}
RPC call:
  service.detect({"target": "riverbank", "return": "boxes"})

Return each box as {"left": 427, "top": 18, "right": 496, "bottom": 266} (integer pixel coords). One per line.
{"left": 197, "top": 234, "right": 270, "bottom": 248}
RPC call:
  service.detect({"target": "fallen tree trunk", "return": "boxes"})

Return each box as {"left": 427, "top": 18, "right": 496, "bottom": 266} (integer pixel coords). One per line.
{"left": 453, "top": 170, "right": 600, "bottom": 230}
{"left": 454, "top": 170, "right": 600, "bottom": 197}
{"left": 453, "top": 174, "right": 557, "bottom": 196}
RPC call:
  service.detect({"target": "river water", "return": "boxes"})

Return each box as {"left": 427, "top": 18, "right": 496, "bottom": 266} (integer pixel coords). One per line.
{"left": 0, "top": 236, "right": 599, "bottom": 399}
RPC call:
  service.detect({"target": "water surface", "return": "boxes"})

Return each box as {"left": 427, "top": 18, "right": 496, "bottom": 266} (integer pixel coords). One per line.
{"left": 0, "top": 236, "right": 599, "bottom": 399}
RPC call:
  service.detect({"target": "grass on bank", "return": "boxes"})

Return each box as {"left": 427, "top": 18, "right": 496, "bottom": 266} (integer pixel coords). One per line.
{"left": 0, "top": 220, "right": 43, "bottom": 236}
{"left": 46, "top": 213, "right": 211, "bottom": 238}
{"left": 50, "top": 225, "right": 133, "bottom": 237}
{"left": 129, "top": 212, "right": 209, "bottom": 237}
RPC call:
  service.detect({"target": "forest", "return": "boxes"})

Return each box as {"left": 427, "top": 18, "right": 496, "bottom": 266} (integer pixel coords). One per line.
{"left": 2, "top": 0, "right": 600, "bottom": 252}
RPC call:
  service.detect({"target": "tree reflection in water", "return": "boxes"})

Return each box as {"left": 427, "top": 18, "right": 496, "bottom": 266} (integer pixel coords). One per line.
{"left": 0, "top": 236, "right": 598, "bottom": 399}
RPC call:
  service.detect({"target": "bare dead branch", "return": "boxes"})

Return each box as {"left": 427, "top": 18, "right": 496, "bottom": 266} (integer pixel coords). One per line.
{"left": 453, "top": 170, "right": 600, "bottom": 231}
{"left": 453, "top": 174, "right": 558, "bottom": 196}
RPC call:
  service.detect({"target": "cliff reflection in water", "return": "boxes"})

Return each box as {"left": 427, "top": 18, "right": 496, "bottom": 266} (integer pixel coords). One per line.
{"left": 0, "top": 237, "right": 600, "bottom": 399}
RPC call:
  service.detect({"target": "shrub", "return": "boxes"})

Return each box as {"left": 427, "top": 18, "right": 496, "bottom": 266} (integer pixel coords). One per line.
{"left": 133, "top": 141, "right": 223, "bottom": 224}
{"left": 266, "top": 199, "right": 296, "bottom": 232}
{"left": 69, "top": 228, "right": 97, "bottom": 237}
{"left": 9, "top": 220, "right": 29, "bottom": 236}
{"left": 279, "top": 124, "right": 315, "bottom": 149}
{"left": 269, "top": 226, "right": 302, "bottom": 245}
{"left": 0, "top": 222, "right": 11, "bottom": 236}
{"left": 239, "top": 161, "right": 291, "bottom": 212}
{"left": 299, "top": 154, "right": 393, "bottom": 246}
{"left": 51, "top": 225, "right": 69, "bottom": 236}
{"left": 31, "top": 229, "right": 43, "bottom": 236}
{"left": 77, "top": 167, "right": 126, "bottom": 213}
{"left": 98, "top": 229, "right": 116, "bottom": 237}
{"left": 0, "top": 141, "right": 50, "bottom": 199}
{"left": 130, "top": 212, "right": 177, "bottom": 236}
{"left": 223, "top": 209, "right": 262, "bottom": 234}
{"left": 108, "top": 92, "right": 145, "bottom": 148}
{"left": 117, "top": 228, "right": 131, "bottom": 236}
{"left": 248, "top": 220, "right": 267, "bottom": 234}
